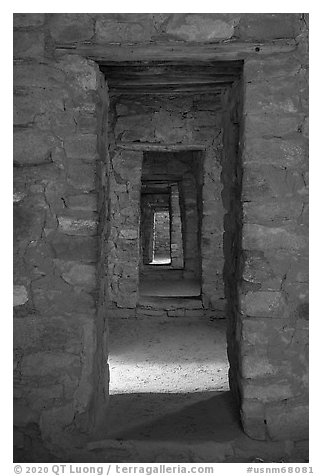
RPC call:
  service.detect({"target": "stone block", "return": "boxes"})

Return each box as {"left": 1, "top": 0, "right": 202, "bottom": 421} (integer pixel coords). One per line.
{"left": 76, "top": 112, "right": 98, "bottom": 133}
{"left": 13, "top": 129, "right": 56, "bottom": 166}
{"left": 165, "top": 13, "right": 238, "bottom": 41}
{"left": 244, "top": 55, "right": 301, "bottom": 82}
{"left": 64, "top": 134, "right": 98, "bottom": 160}
{"left": 111, "top": 150, "right": 143, "bottom": 182}
{"left": 167, "top": 309, "right": 186, "bottom": 317}
{"left": 243, "top": 133, "right": 308, "bottom": 168}
{"left": 243, "top": 198, "right": 303, "bottom": 225}
{"left": 61, "top": 374, "right": 80, "bottom": 400}
{"left": 241, "top": 354, "right": 277, "bottom": 379}
{"left": 115, "top": 115, "right": 154, "bottom": 142}
{"left": 40, "top": 403, "right": 75, "bottom": 440}
{"left": 57, "top": 55, "right": 98, "bottom": 91}
{"left": 244, "top": 113, "right": 302, "bottom": 138}
{"left": 243, "top": 380, "right": 294, "bottom": 402}
{"left": 24, "top": 240, "right": 54, "bottom": 278}
{"left": 241, "top": 291, "right": 287, "bottom": 318}
{"left": 13, "top": 429, "right": 24, "bottom": 449}
{"left": 74, "top": 319, "right": 96, "bottom": 413}
{"left": 13, "top": 191, "right": 26, "bottom": 203}
{"left": 66, "top": 193, "right": 97, "bottom": 211}
{"left": 35, "top": 109, "right": 77, "bottom": 137}
{"left": 243, "top": 224, "right": 308, "bottom": 252}
{"left": 48, "top": 13, "right": 94, "bottom": 42}
{"left": 33, "top": 285, "right": 95, "bottom": 315}
{"left": 58, "top": 216, "right": 98, "bottom": 236}
{"left": 108, "top": 308, "right": 136, "bottom": 319}
{"left": 240, "top": 399, "right": 266, "bottom": 440}
{"left": 114, "top": 290, "right": 138, "bottom": 309}
{"left": 14, "top": 316, "right": 42, "bottom": 349}
{"left": 136, "top": 309, "right": 166, "bottom": 317}
{"left": 14, "top": 202, "right": 45, "bottom": 243}
{"left": 67, "top": 161, "right": 96, "bottom": 192}
{"left": 21, "top": 351, "right": 81, "bottom": 378}
{"left": 13, "top": 63, "right": 65, "bottom": 89}
{"left": 95, "top": 17, "right": 155, "bottom": 43}
{"left": 13, "top": 285, "right": 28, "bottom": 306}
{"left": 54, "top": 260, "right": 96, "bottom": 289}
{"left": 238, "top": 13, "right": 298, "bottom": 41}
{"left": 242, "top": 253, "right": 273, "bottom": 284}
{"left": 13, "top": 13, "right": 45, "bottom": 27}
{"left": 286, "top": 257, "right": 309, "bottom": 284}
{"left": 15, "top": 314, "right": 91, "bottom": 354}
{"left": 14, "top": 404, "right": 39, "bottom": 426}
{"left": 244, "top": 78, "right": 300, "bottom": 114}
{"left": 14, "top": 88, "right": 65, "bottom": 125}
{"left": 242, "top": 164, "right": 306, "bottom": 204}
{"left": 302, "top": 116, "right": 309, "bottom": 138}
{"left": 242, "top": 318, "right": 294, "bottom": 349}
{"left": 50, "top": 233, "right": 98, "bottom": 262}
{"left": 265, "top": 401, "right": 309, "bottom": 441}
{"left": 13, "top": 31, "right": 45, "bottom": 59}
{"left": 119, "top": 228, "right": 139, "bottom": 240}
{"left": 27, "top": 385, "right": 64, "bottom": 411}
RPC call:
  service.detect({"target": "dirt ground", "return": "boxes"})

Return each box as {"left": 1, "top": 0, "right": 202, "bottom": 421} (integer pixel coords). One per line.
{"left": 108, "top": 317, "right": 229, "bottom": 394}
{"left": 96, "top": 317, "right": 234, "bottom": 440}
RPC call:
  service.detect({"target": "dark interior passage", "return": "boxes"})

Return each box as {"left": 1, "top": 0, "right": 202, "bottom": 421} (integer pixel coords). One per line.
{"left": 152, "top": 210, "right": 171, "bottom": 264}
{"left": 139, "top": 150, "right": 203, "bottom": 298}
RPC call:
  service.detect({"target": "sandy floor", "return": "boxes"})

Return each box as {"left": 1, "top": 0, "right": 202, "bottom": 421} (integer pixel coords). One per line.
{"left": 95, "top": 317, "right": 234, "bottom": 441}
{"left": 108, "top": 318, "right": 229, "bottom": 394}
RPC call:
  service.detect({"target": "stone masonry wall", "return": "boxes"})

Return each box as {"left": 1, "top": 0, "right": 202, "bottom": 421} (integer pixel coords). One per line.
{"left": 225, "top": 19, "right": 308, "bottom": 442}
{"left": 110, "top": 95, "right": 224, "bottom": 305}
{"left": 14, "top": 15, "right": 110, "bottom": 454}
{"left": 106, "top": 148, "right": 143, "bottom": 309}
{"left": 13, "top": 13, "right": 308, "bottom": 457}
{"left": 238, "top": 38, "right": 309, "bottom": 441}
{"left": 140, "top": 193, "right": 169, "bottom": 265}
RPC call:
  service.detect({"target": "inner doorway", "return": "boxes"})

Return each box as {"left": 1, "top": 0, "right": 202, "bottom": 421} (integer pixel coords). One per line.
{"left": 139, "top": 150, "right": 202, "bottom": 299}
{"left": 151, "top": 210, "right": 171, "bottom": 265}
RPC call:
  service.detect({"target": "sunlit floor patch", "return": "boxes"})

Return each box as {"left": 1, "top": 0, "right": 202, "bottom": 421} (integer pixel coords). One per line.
{"left": 108, "top": 318, "right": 229, "bottom": 394}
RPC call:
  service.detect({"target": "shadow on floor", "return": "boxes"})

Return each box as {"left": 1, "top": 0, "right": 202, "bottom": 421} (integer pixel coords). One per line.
{"left": 97, "top": 391, "right": 242, "bottom": 442}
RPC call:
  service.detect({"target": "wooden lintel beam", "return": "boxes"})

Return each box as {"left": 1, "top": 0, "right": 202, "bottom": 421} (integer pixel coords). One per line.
{"left": 116, "top": 142, "right": 206, "bottom": 151}
{"left": 55, "top": 39, "right": 297, "bottom": 63}
{"left": 105, "top": 78, "right": 238, "bottom": 88}
{"left": 109, "top": 86, "right": 227, "bottom": 96}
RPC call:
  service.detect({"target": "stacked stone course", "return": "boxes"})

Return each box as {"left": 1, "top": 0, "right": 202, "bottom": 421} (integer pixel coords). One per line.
{"left": 13, "top": 13, "right": 308, "bottom": 459}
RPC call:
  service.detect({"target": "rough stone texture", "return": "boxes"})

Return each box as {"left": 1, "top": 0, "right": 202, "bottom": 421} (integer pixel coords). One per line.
{"left": 47, "top": 13, "right": 95, "bottom": 43}
{"left": 165, "top": 14, "right": 239, "bottom": 42}
{"left": 13, "top": 12, "right": 308, "bottom": 461}
{"left": 107, "top": 149, "right": 142, "bottom": 308}
{"left": 13, "top": 46, "right": 109, "bottom": 452}
{"left": 233, "top": 18, "right": 309, "bottom": 443}
{"left": 13, "top": 285, "right": 29, "bottom": 306}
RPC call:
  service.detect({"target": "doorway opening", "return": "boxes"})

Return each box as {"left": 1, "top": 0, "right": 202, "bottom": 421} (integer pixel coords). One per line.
{"left": 97, "top": 59, "right": 244, "bottom": 444}
{"left": 139, "top": 150, "right": 202, "bottom": 299}
{"left": 152, "top": 210, "right": 171, "bottom": 265}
